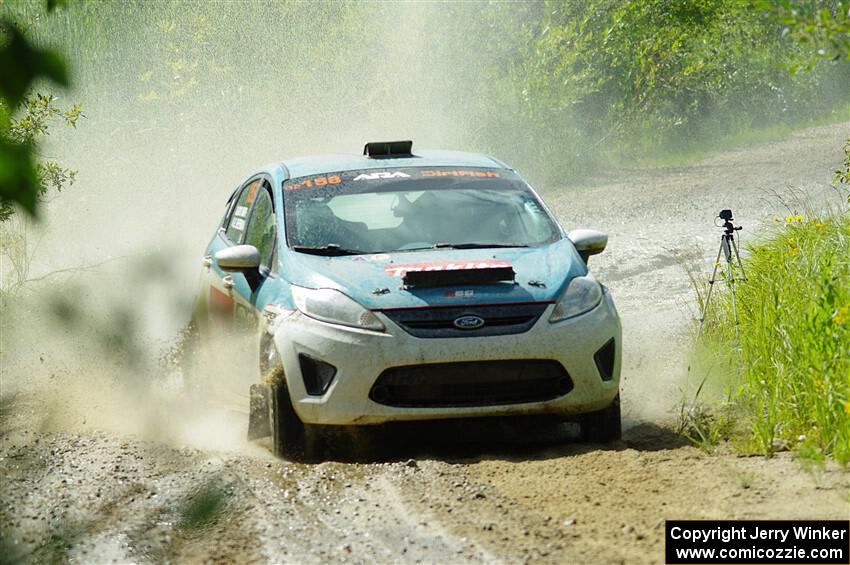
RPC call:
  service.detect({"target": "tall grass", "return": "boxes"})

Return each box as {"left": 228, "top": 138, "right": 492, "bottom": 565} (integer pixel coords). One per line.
{"left": 694, "top": 209, "right": 850, "bottom": 464}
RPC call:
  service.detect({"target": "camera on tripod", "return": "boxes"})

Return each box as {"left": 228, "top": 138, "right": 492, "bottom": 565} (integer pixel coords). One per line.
{"left": 700, "top": 209, "right": 747, "bottom": 338}
{"left": 718, "top": 209, "right": 742, "bottom": 235}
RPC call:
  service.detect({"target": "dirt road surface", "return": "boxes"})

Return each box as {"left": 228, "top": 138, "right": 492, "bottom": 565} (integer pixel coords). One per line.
{"left": 2, "top": 123, "right": 849, "bottom": 564}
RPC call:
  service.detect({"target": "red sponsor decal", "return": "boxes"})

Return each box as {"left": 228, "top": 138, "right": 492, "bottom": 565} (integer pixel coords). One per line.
{"left": 420, "top": 170, "right": 500, "bottom": 178}
{"left": 385, "top": 260, "right": 512, "bottom": 278}
{"left": 210, "top": 285, "right": 234, "bottom": 316}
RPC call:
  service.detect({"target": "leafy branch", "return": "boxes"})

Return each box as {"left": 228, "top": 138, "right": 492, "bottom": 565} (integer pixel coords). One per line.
{"left": 0, "top": 17, "right": 71, "bottom": 219}
{"left": 0, "top": 94, "right": 83, "bottom": 223}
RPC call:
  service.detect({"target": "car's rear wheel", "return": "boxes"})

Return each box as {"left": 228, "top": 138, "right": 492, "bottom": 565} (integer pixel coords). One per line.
{"left": 582, "top": 393, "right": 622, "bottom": 442}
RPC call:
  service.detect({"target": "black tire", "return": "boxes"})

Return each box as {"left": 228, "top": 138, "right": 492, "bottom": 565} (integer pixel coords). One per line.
{"left": 259, "top": 337, "right": 321, "bottom": 461}
{"left": 582, "top": 394, "right": 622, "bottom": 443}
{"left": 269, "top": 379, "right": 321, "bottom": 462}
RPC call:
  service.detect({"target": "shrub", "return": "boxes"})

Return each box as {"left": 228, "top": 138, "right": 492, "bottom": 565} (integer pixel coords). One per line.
{"left": 697, "top": 211, "right": 850, "bottom": 463}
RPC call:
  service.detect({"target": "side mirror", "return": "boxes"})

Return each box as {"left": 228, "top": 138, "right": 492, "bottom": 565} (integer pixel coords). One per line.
{"left": 215, "top": 245, "right": 261, "bottom": 272}
{"left": 568, "top": 229, "right": 608, "bottom": 263}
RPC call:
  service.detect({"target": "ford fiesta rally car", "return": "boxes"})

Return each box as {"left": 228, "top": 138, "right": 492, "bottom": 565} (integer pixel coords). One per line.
{"left": 190, "top": 141, "right": 622, "bottom": 460}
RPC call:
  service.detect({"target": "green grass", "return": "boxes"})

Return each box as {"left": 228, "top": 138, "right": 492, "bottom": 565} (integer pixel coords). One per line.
{"left": 624, "top": 104, "right": 850, "bottom": 170}
{"left": 691, "top": 209, "right": 850, "bottom": 464}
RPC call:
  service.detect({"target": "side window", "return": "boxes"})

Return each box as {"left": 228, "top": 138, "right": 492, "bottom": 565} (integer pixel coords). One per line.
{"left": 225, "top": 179, "right": 261, "bottom": 242}
{"left": 244, "top": 183, "right": 276, "bottom": 270}
{"left": 220, "top": 188, "right": 238, "bottom": 229}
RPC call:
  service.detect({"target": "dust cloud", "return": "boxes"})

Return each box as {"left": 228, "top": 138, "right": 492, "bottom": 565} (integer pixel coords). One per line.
{"left": 1, "top": 2, "right": 525, "bottom": 450}
{"left": 1, "top": 2, "right": 841, "bottom": 448}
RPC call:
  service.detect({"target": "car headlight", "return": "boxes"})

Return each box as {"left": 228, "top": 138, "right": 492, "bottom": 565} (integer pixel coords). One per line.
{"left": 549, "top": 275, "right": 603, "bottom": 323}
{"left": 291, "top": 286, "right": 385, "bottom": 331}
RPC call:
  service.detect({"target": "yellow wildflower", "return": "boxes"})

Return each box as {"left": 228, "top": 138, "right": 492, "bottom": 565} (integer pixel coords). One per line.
{"left": 833, "top": 304, "right": 850, "bottom": 325}
{"left": 795, "top": 214, "right": 804, "bottom": 222}
{"left": 785, "top": 215, "right": 794, "bottom": 223}
{"left": 815, "top": 223, "right": 825, "bottom": 229}
{"left": 789, "top": 247, "right": 800, "bottom": 257}
{"left": 845, "top": 400, "right": 850, "bottom": 415}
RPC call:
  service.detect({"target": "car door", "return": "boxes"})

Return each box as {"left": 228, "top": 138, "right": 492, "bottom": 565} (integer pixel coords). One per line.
{"left": 203, "top": 177, "right": 263, "bottom": 330}
{"left": 240, "top": 180, "right": 277, "bottom": 312}
{"left": 204, "top": 177, "right": 278, "bottom": 398}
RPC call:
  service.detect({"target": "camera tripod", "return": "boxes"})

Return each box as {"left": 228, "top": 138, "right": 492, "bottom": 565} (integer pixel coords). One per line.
{"left": 698, "top": 211, "right": 747, "bottom": 340}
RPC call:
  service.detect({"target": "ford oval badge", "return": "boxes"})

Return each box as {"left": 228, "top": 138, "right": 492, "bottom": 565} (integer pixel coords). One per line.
{"left": 453, "top": 315, "right": 485, "bottom": 330}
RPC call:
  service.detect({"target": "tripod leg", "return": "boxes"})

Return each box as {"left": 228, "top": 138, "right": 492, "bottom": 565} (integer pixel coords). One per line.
{"left": 731, "top": 237, "right": 747, "bottom": 281}
{"left": 699, "top": 241, "right": 724, "bottom": 324}
{"left": 726, "top": 255, "right": 741, "bottom": 342}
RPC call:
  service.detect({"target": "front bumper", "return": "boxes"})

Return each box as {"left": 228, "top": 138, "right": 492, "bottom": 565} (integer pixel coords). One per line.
{"left": 273, "top": 293, "right": 622, "bottom": 425}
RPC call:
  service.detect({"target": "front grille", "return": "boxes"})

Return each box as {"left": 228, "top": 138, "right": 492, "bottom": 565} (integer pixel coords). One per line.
{"left": 369, "top": 360, "right": 573, "bottom": 408}
{"left": 380, "top": 302, "right": 550, "bottom": 338}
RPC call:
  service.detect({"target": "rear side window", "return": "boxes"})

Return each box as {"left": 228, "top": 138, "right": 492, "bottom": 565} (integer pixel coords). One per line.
{"left": 244, "top": 184, "right": 275, "bottom": 269}
{"left": 225, "top": 179, "right": 261, "bottom": 242}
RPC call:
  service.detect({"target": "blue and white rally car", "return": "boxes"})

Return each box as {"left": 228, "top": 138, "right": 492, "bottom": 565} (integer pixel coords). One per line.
{"left": 191, "top": 141, "right": 621, "bottom": 459}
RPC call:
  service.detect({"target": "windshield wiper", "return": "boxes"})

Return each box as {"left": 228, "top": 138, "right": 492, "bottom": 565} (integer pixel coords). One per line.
{"left": 432, "top": 242, "right": 529, "bottom": 250}
{"left": 291, "top": 244, "right": 368, "bottom": 256}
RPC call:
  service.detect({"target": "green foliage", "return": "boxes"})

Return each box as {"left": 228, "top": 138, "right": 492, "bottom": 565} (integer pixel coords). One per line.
{"left": 697, "top": 211, "right": 850, "bottom": 464}
{"left": 835, "top": 137, "right": 850, "bottom": 188}
{"left": 44, "top": 0, "right": 66, "bottom": 12}
{"left": 6, "top": 0, "right": 844, "bottom": 190}
{"left": 9, "top": 91, "right": 82, "bottom": 143}
{"left": 0, "top": 93, "right": 81, "bottom": 222}
{"left": 0, "top": 136, "right": 37, "bottom": 219}
{"left": 0, "top": 14, "right": 72, "bottom": 218}
{"left": 762, "top": 0, "right": 850, "bottom": 71}
{"left": 0, "top": 20, "right": 67, "bottom": 107}
{"left": 470, "top": 0, "right": 850, "bottom": 183}
{"left": 680, "top": 396, "right": 739, "bottom": 453}
{"left": 0, "top": 93, "right": 81, "bottom": 301}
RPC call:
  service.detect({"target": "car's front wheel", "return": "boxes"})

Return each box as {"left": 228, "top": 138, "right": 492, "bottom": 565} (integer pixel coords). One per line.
{"left": 582, "top": 394, "right": 622, "bottom": 442}
{"left": 255, "top": 337, "right": 321, "bottom": 462}
{"left": 269, "top": 380, "right": 317, "bottom": 461}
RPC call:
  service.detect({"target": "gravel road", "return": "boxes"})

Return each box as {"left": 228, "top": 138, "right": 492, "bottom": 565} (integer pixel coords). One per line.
{"left": 2, "top": 123, "right": 849, "bottom": 564}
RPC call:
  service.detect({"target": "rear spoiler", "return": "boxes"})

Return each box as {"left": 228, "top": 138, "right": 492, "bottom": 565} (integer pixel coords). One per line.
{"left": 402, "top": 266, "right": 515, "bottom": 288}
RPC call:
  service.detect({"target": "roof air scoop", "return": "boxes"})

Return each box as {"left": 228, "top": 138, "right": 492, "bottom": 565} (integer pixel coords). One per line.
{"left": 363, "top": 140, "right": 414, "bottom": 158}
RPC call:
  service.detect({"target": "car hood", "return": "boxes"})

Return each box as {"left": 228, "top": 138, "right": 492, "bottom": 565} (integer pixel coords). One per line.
{"left": 282, "top": 239, "right": 585, "bottom": 309}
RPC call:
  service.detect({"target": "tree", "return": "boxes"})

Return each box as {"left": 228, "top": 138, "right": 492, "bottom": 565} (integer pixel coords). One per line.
{"left": 0, "top": 3, "right": 83, "bottom": 300}
{"left": 0, "top": 7, "right": 72, "bottom": 219}
{"left": 761, "top": 1, "right": 850, "bottom": 195}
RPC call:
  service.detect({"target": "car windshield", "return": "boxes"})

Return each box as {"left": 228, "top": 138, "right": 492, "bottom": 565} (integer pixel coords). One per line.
{"left": 283, "top": 167, "right": 559, "bottom": 254}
